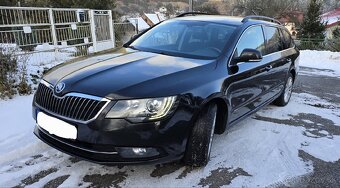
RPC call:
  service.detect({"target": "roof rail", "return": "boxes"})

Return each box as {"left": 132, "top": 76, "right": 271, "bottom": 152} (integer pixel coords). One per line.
{"left": 242, "top": 15, "right": 281, "bottom": 25}
{"left": 176, "top": 12, "right": 210, "bottom": 17}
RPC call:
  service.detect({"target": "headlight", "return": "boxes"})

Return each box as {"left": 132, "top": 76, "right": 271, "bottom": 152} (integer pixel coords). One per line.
{"left": 106, "top": 96, "right": 177, "bottom": 122}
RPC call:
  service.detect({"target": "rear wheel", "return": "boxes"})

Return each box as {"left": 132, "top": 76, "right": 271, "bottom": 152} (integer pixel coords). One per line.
{"left": 184, "top": 104, "right": 217, "bottom": 167}
{"left": 274, "top": 72, "right": 294, "bottom": 106}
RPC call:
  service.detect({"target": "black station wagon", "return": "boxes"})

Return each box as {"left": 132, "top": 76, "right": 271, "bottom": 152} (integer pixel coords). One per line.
{"left": 33, "top": 13, "right": 299, "bottom": 166}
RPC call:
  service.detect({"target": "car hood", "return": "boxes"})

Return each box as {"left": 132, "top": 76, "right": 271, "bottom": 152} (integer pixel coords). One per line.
{"left": 43, "top": 48, "right": 216, "bottom": 99}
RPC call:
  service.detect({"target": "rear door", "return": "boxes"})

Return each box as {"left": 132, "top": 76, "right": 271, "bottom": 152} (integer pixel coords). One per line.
{"left": 227, "top": 25, "right": 268, "bottom": 122}
{"left": 259, "top": 26, "right": 291, "bottom": 103}
{"left": 280, "top": 28, "right": 295, "bottom": 50}
{"left": 280, "top": 27, "right": 298, "bottom": 68}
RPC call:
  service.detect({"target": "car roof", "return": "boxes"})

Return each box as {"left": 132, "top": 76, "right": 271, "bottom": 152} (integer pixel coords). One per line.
{"left": 172, "top": 15, "right": 280, "bottom": 27}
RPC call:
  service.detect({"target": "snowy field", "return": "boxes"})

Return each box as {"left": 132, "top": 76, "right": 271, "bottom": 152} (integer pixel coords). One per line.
{"left": 0, "top": 50, "right": 339, "bottom": 187}
{"left": 299, "top": 50, "right": 340, "bottom": 78}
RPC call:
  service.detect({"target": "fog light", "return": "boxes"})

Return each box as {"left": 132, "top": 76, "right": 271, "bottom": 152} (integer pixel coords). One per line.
{"left": 132, "top": 148, "right": 147, "bottom": 155}
{"left": 116, "top": 147, "right": 160, "bottom": 158}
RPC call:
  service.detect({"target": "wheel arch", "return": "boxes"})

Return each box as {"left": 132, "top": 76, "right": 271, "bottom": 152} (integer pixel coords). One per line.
{"left": 201, "top": 95, "right": 229, "bottom": 135}
{"left": 289, "top": 53, "right": 299, "bottom": 82}
{"left": 290, "top": 68, "right": 296, "bottom": 82}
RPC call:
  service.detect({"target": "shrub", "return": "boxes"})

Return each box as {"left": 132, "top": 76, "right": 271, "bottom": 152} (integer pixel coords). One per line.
{"left": 17, "top": 55, "right": 32, "bottom": 95}
{"left": 0, "top": 46, "right": 18, "bottom": 99}
{"left": 0, "top": 46, "right": 33, "bottom": 99}
{"left": 297, "top": 39, "right": 326, "bottom": 50}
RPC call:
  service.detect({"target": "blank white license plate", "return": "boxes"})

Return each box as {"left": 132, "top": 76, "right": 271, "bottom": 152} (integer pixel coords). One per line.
{"left": 37, "top": 112, "right": 77, "bottom": 139}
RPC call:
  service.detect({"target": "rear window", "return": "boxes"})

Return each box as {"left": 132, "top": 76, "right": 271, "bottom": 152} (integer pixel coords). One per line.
{"left": 264, "top": 26, "right": 283, "bottom": 55}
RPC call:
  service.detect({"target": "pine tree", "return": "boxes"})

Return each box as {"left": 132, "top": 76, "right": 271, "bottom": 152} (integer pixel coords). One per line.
{"left": 333, "top": 27, "right": 340, "bottom": 38}
{"left": 298, "top": 0, "right": 326, "bottom": 39}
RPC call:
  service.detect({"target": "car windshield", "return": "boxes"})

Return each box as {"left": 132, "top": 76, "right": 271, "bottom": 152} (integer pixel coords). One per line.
{"left": 130, "top": 20, "right": 237, "bottom": 59}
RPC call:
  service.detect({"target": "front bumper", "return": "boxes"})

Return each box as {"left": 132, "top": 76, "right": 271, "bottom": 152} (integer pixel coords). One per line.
{"left": 32, "top": 98, "right": 196, "bottom": 165}
{"left": 34, "top": 126, "right": 172, "bottom": 164}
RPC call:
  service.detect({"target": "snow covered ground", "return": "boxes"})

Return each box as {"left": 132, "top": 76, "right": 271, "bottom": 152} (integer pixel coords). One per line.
{"left": 0, "top": 50, "right": 339, "bottom": 187}
{"left": 299, "top": 50, "right": 340, "bottom": 78}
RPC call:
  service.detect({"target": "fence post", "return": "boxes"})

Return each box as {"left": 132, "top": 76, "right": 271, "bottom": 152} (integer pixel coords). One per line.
{"left": 89, "top": 10, "right": 97, "bottom": 53}
{"left": 109, "top": 10, "right": 115, "bottom": 48}
{"left": 48, "top": 8, "right": 58, "bottom": 63}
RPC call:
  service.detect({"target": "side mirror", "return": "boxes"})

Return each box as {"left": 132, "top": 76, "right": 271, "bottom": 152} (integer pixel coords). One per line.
{"left": 234, "top": 49, "right": 262, "bottom": 63}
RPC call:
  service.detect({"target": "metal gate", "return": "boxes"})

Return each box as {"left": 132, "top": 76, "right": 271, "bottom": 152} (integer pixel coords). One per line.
{"left": 0, "top": 6, "right": 115, "bottom": 65}
{"left": 90, "top": 10, "right": 114, "bottom": 53}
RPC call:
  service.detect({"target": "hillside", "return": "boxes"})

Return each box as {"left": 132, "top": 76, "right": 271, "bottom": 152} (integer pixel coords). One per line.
{"left": 115, "top": 0, "right": 233, "bottom": 17}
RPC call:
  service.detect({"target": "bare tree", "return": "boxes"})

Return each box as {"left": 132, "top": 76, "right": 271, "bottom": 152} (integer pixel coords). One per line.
{"left": 323, "top": 0, "right": 340, "bottom": 12}
{"left": 232, "top": 0, "right": 302, "bottom": 18}
{"left": 196, "top": 3, "right": 220, "bottom": 15}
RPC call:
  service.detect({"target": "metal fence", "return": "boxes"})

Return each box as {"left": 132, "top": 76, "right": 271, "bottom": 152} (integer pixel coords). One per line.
{"left": 0, "top": 6, "right": 115, "bottom": 66}
{"left": 295, "top": 38, "right": 340, "bottom": 51}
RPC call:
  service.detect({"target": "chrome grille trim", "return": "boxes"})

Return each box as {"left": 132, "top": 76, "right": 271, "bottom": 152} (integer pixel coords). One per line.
{"left": 35, "top": 80, "right": 110, "bottom": 124}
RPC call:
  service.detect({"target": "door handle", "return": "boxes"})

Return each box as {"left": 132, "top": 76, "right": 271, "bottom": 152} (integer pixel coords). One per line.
{"left": 265, "top": 65, "right": 272, "bottom": 71}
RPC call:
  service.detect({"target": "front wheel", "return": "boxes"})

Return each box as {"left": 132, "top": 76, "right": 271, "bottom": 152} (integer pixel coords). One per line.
{"left": 184, "top": 104, "right": 217, "bottom": 167}
{"left": 274, "top": 72, "right": 294, "bottom": 106}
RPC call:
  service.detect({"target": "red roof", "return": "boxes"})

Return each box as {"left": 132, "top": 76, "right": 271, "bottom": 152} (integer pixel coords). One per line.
{"left": 321, "top": 8, "right": 340, "bottom": 28}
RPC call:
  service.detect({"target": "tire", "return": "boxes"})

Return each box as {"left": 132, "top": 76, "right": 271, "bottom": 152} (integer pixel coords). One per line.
{"left": 274, "top": 72, "right": 294, "bottom": 106}
{"left": 184, "top": 104, "right": 217, "bottom": 167}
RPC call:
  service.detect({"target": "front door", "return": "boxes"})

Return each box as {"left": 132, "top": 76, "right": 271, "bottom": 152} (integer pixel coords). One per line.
{"left": 225, "top": 25, "right": 269, "bottom": 123}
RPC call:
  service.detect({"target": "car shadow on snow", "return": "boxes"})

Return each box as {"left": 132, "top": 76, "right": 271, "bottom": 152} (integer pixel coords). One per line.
{"left": 253, "top": 113, "right": 340, "bottom": 139}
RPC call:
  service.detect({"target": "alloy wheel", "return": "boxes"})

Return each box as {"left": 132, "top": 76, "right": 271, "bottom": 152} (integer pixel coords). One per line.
{"left": 284, "top": 77, "right": 293, "bottom": 103}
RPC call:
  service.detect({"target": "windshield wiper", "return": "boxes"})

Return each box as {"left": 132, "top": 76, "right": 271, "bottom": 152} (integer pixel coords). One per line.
{"left": 127, "top": 46, "right": 171, "bottom": 56}
{"left": 127, "top": 45, "right": 139, "bottom": 50}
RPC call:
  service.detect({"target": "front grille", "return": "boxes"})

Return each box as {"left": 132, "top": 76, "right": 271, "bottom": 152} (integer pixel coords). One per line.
{"left": 35, "top": 83, "right": 108, "bottom": 122}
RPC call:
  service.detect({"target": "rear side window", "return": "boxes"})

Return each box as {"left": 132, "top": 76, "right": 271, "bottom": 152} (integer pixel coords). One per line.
{"left": 280, "top": 29, "right": 294, "bottom": 49}
{"left": 264, "top": 26, "right": 283, "bottom": 55}
{"left": 234, "top": 26, "right": 265, "bottom": 57}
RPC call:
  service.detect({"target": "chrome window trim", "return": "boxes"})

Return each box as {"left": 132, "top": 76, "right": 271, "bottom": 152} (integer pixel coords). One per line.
{"left": 262, "top": 47, "right": 294, "bottom": 57}
{"left": 36, "top": 80, "right": 111, "bottom": 124}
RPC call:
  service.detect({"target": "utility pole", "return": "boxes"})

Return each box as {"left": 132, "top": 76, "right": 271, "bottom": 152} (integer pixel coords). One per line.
{"left": 189, "top": 0, "right": 193, "bottom": 12}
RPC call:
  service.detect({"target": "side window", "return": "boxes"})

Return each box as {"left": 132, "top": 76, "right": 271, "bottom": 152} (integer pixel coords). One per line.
{"left": 280, "top": 29, "right": 294, "bottom": 49}
{"left": 264, "top": 26, "right": 284, "bottom": 55}
{"left": 234, "top": 26, "right": 265, "bottom": 57}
